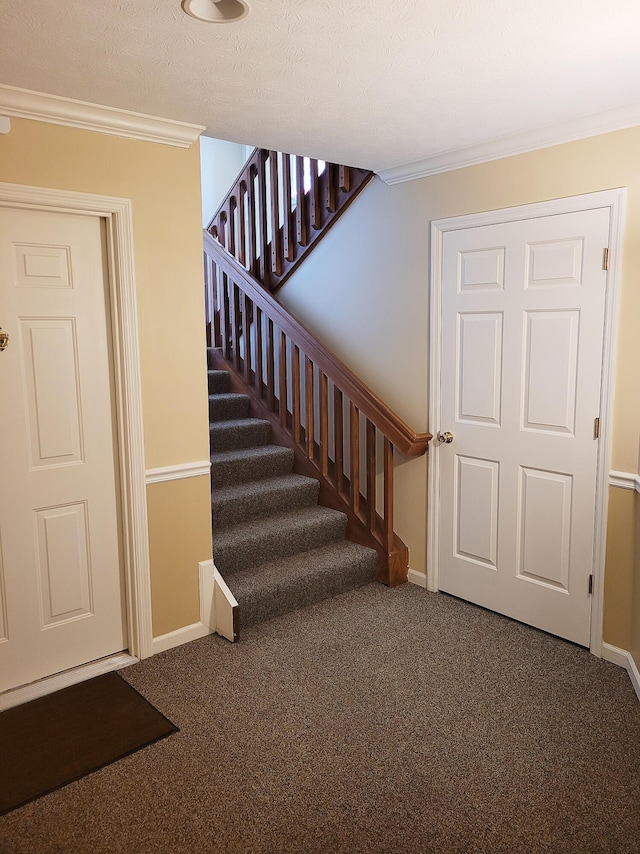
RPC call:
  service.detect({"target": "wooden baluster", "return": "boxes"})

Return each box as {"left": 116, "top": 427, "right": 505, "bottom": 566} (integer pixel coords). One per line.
{"left": 238, "top": 181, "right": 247, "bottom": 268}
{"left": 305, "top": 356, "right": 315, "bottom": 461}
{"left": 255, "top": 306, "right": 264, "bottom": 399}
{"left": 310, "top": 159, "right": 322, "bottom": 231}
{"left": 279, "top": 330, "right": 288, "bottom": 429}
{"left": 243, "top": 293, "right": 252, "bottom": 385}
{"left": 320, "top": 372, "right": 329, "bottom": 477}
{"left": 350, "top": 401, "right": 360, "bottom": 517}
{"left": 366, "top": 419, "right": 377, "bottom": 534}
{"left": 226, "top": 276, "right": 236, "bottom": 365}
{"left": 269, "top": 151, "right": 282, "bottom": 277}
{"left": 292, "top": 344, "right": 301, "bottom": 444}
{"left": 339, "top": 165, "right": 351, "bottom": 193}
{"left": 296, "top": 157, "right": 309, "bottom": 247}
{"left": 206, "top": 255, "right": 221, "bottom": 349}
{"left": 228, "top": 196, "right": 237, "bottom": 259}
{"left": 282, "top": 153, "right": 294, "bottom": 262}
{"left": 213, "top": 260, "right": 222, "bottom": 347}
{"left": 266, "top": 318, "right": 275, "bottom": 411}
{"left": 203, "top": 252, "right": 212, "bottom": 347}
{"left": 333, "top": 386, "right": 344, "bottom": 495}
{"left": 232, "top": 283, "right": 242, "bottom": 373}
{"left": 220, "top": 271, "right": 230, "bottom": 360}
{"left": 256, "top": 152, "right": 270, "bottom": 288}
{"left": 326, "top": 163, "right": 337, "bottom": 213}
{"left": 247, "top": 166, "right": 258, "bottom": 278}
{"left": 217, "top": 212, "right": 227, "bottom": 249}
{"left": 383, "top": 438, "right": 394, "bottom": 553}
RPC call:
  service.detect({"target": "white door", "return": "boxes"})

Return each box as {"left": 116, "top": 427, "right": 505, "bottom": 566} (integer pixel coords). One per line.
{"left": 437, "top": 206, "right": 610, "bottom": 646}
{"left": 0, "top": 207, "right": 126, "bottom": 693}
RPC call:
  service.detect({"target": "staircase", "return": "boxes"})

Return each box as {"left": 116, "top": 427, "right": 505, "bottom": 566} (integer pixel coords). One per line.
{"left": 204, "top": 147, "right": 431, "bottom": 633}
{"left": 206, "top": 148, "right": 374, "bottom": 295}
{"left": 209, "top": 361, "right": 377, "bottom": 630}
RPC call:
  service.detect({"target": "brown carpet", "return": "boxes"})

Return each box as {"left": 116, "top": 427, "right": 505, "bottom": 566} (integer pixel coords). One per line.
{"left": 0, "top": 584, "right": 639, "bottom": 853}
{"left": 0, "top": 671, "right": 177, "bottom": 816}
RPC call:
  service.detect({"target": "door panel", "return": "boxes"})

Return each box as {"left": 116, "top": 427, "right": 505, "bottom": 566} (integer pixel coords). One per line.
{"left": 522, "top": 310, "right": 579, "bottom": 434}
{"left": 21, "top": 318, "right": 84, "bottom": 466}
{"left": 0, "top": 208, "right": 126, "bottom": 693}
{"left": 438, "top": 207, "right": 610, "bottom": 646}
{"left": 455, "top": 455, "right": 499, "bottom": 568}
{"left": 457, "top": 312, "right": 503, "bottom": 425}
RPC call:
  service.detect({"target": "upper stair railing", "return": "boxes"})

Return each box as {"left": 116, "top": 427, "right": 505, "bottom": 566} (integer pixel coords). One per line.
{"left": 206, "top": 148, "right": 373, "bottom": 294}
{"left": 204, "top": 232, "right": 432, "bottom": 586}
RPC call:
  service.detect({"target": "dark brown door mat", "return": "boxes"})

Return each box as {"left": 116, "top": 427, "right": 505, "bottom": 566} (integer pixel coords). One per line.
{"left": 0, "top": 671, "right": 178, "bottom": 815}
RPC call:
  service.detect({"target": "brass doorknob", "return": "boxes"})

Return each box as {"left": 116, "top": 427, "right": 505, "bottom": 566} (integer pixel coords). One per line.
{"left": 437, "top": 431, "right": 454, "bottom": 444}
{"left": 0, "top": 328, "right": 9, "bottom": 352}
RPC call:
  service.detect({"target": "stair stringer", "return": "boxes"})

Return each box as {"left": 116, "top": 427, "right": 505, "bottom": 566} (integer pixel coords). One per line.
{"left": 208, "top": 347, "right": 410, "bottom": 587}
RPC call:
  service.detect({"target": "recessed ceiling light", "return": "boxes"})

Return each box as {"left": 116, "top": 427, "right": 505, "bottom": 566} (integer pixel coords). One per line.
{"left": 182, "top": 0, "right": 250, "bottom": 23}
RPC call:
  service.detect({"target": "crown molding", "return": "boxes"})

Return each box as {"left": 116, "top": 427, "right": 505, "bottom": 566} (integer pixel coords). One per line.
{"left": 377, "top": 103, "right": 640, "bottom": 185}
{"left": 0, "top": 84, "right": 204, "bottom": 148}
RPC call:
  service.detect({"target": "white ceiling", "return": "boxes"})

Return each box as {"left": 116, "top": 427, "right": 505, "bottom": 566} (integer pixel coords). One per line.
{"left": 2, "top": 0, "right": 640, "bottom": 172}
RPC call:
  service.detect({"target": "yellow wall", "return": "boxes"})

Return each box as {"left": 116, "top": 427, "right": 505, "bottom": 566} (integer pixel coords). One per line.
{"left": 147, "top": 476, "right": 213, "bottom": 636}
{"left": 603, "top": 487, "right": 635, "bottom": 650}
{"left": 0, "top": 118, "right": 212, "bottom": 636}
{"left": 281, "top": 125, "right": 640, "bottom": 650}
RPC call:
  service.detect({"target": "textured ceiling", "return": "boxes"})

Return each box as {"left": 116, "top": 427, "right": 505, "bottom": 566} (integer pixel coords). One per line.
{"left": 1, "top": 0, "right": 640, "bottom": 171}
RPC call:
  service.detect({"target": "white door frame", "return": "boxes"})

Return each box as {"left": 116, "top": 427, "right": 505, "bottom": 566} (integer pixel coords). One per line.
{"left": 0, "top": 182, "right": 153, "bottom": 667}
{"left": 427, "top": 189, "right": 625, "bottom": 657}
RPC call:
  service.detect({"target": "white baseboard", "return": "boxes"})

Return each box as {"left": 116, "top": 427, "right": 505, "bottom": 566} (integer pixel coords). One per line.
{"left": 0, "top": 652, "right": 138, "bottom": 712}
{"left": 601, "top": 642, "right": 640, "bottom": 702}
{"left": 407, "top": 568, "right": 427, "bottom": 588}
{"left": 151, "top": 621, "right": 213, "bottom": 655}
{"left": 628, "top": 654, "right": 640, "bottom": 703}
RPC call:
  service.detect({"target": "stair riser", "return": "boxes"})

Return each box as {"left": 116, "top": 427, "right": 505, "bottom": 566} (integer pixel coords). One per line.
{"left": 210, "top": 394, "right": 250, "bottom": 421}
{"left": 210, "top": 421, "right": 271, "bottom": 452}
{"left": 213, "top": 480, "right": 319, "bottom": 528}
{"left": 214, "top": 514, "right": 347, "bottom": 575}
{"left": 208, "top": 370, "right": 230, "bottom": 395}
{"left": 211, "top": 448, "right": 294, "bottom": 488}
{"left": 240, "top": 556, "right": 374, "bottom": 630}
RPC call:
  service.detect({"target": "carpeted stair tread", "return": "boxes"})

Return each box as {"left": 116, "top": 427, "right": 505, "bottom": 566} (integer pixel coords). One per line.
{"left": 208, "top": 370, "right": 230, "bottom": 394}
{"left": 229, "top": 540, "right": 377, "bottom": 629}
{"left": 213, "top": 506, "right": 347, "bottom": 575}
{"left": 209, "top": 392, "right": 250, "bottom": 421}
{"left": 213, "top": 474, "right": 319, "bottom": 528}
{"left": 211, "top": 444, "right": 295, "bottom": 487}
{"left": 207, "top": 364, "right": 378, "bottom": 630}
{"left": 210, "top": 417, "right": 271, "bottom": 452}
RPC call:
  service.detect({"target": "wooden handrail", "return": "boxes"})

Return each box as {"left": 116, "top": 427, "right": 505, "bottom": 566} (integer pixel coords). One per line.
{"left": 205, "top": 231, "right": 431, "bottom": 457}
{"left": 205, "top": 236, "right": 431, "bottom": 584}
{"left": 206, "top": 148, "right": 374, "bottom": 295}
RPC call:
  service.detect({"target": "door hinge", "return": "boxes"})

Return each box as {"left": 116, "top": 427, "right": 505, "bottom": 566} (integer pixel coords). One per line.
{"left": 588, "top": 574, "right": 594, "bottom": 595}
{"left": 594, "top": 417, "right": 600, "bottom": 439}
{"left": 602, "top": 248, "right": 609, "bottom": 271}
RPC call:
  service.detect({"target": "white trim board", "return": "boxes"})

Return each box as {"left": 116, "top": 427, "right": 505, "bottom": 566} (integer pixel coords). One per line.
{"left": 0, "top": 182, "right": 153, "bottom": 663}
{"left": 152, "top": 621, "right": 213, "bottom": 655}
{"left": 377, "top": 103, "right": 640, "bottom": 184}
{"left": 0, "top": 653, "right": 138, "bottom": 712}
{"left": 407, "top": 569, "right": 427, "bottom": 589}
{"left": 146, "top": 460, "right": 211, "bottom": 485}
{"left": 427, "top": 189, "right": 625, "bottom": 660}
{"left": 602, "top": 644, "right": 640, "bottom": 703}
{"left": 0, "top": 84, "right": 204, "bottom": 148}
{"left": 609, "top": 470, "right": 640, "bottom": 492}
